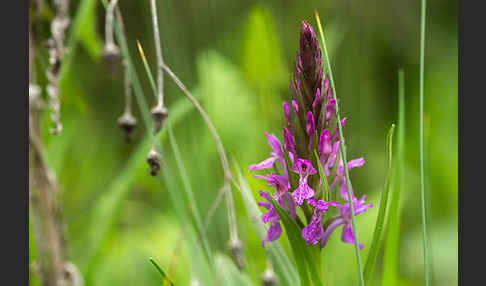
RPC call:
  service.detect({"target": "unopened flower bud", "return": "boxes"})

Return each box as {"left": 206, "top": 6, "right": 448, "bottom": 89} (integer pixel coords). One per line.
{"left": 146, "top": 148, "right": 161, "bottom": 176}
{"left": 228, "top": 238, "right": 245, "bottom": 271}
{"left": 261, "top": 267, "right": 277, "bottom": 286}
{"left": 151, "top": 104, "right": 168, "bottom": 134}
{"left": 117, "top": 112, "right": 137, "bottom": 142}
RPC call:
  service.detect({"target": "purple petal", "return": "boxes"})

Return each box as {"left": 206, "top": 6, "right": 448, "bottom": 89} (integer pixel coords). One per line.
{"left": 292, "top": 158, "right": 317, "bottom": 176}
{"left": 292, "top": 100, "right": 299, "bottom": 113}
{"left": 283, "top": 127, "right": 296, "bottom": 155}
{"left": 325, "top": 98, "right": 336, "bottom": 122}
{"left": 306, "top": 111, "right": 315, "bottom": 137}
{"left": 302, "top": 211, "right": 324, "bottom": 245}
{"left": 265, "top": 132, "right": 283, "bottom": 157}
{"left": 262, "top": 221, "right": 282, "bottom": 247}
{"left": 283, "top": 101, "right": 290, "bottom": 126}
{"left": 318, "top": 129, "right": 332, "bottom": 158}
{"left": 320, "top": 218, "right": 345, "bottom": 248}
{"left": 312, "top": 88, "right": 321, "bottom": 110}
{"left": 341, "top": 223, "right": 364, "bottom": 250}
{"left": 292, "top": 180, "right": 314, "bottom": 205}
{"left": 249, "top": 156, "right": 277, "bottom": 172}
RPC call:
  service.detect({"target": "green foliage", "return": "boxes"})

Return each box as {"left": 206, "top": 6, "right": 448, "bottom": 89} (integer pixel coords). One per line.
{"left": 269, "top": 197, "right": 323, "bottom": 286}
{"left": 241, "top": 5, "right": 286, "bottom": 89}
{"left": 363, "top": 124, "right": 395, "bottom": 284}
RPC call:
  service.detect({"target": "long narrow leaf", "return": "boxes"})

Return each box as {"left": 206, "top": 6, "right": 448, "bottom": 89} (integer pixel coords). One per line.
{"left": 363, "top": 124, "right": 395, "bottom": 284}
{"left": 382, "top": 69, "right": 406, "bottom": 285}
{"left": 315, "top": 10, "right": 365, "bottom": 285}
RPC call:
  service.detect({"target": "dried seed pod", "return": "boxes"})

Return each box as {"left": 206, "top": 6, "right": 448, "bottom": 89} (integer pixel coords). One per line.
{"left": 102, "top": 42, "right": 122, "bottom": 72}
{"left": 150, "top": 104, "right": 168, "bottom": 134}
{"left": 117, "top": 112, "right": 137, "bottom": 142}
{"left": 261, "top": 267, "right": 277, "bottom": 286}
{"left": 146, "top": 148, "right": 161, "bottom": 176}
{"left": 228, "top": 238, "right": 245, "bottom": 271}
{"left": 59, "top": 261, "right": 84, "bottom": 286}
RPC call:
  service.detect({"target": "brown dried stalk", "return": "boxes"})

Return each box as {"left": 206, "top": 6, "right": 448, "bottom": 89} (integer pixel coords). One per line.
{"left": 29, "top": 15, "right": 82, "bottom": 286}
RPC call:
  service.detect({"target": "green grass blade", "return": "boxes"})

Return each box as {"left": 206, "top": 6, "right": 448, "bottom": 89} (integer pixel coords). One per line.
{"left": 313, "top": 150, "right": 331, "bottom": 201}
{"left": 382, "top": 69, "right": 406, "bottom": 286}
{"left": 166, "top": 123, "right": 213, "bottom": 264}
{"left": 419, "top": 0, "right": 431, "bottom": 284}
{"left": 149, "top": 257, "right": 175, "bottom": 286}
{"left": 233, "top": 163, "right": 299, "bottom": 286}
{"left": 315, "top": 11, "right": 365, "bottom": 285}
{"left": 136, "top": 41, "right": 158, "bottom": 99}
{"left": 363, "top": 124, "right": 395, "bottom": 284}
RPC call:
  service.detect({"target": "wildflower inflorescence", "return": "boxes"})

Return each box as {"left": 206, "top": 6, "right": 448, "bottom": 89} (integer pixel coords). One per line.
{"left": 250, "top": 21, "right": 372, "bottom": 249}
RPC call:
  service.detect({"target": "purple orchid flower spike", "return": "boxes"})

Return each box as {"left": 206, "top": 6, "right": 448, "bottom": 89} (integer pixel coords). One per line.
{"left": 302, "top": 198, "right": 339, "bottom": 245}
{"left": 249, "top": 132, "right": 286, "bottom": 174}
{"left": 291, "top": 159, "right": 317, "bottom": 205}
{"left": 320, "top": 195, "right": 373, "bottom": 250}
{"left": 250, "top": 21, "right": 371, "bottom": 249}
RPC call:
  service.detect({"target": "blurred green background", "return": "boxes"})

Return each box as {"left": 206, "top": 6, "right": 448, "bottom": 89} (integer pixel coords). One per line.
{"left": 29, "top": 0, "right": 457, "bottom": 285}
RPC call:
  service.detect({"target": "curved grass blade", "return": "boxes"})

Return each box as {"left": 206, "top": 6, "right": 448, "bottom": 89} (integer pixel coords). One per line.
{"left": 233, "top": 163, "right": 299, "bottom": 286}
{"left": 149, "top": 257, "right": 175, "bottom": 286}
{"left": 382, "top": 69, "right": 405, "bottom": 286}
{"left": 269, "top": 197, "right": 323, "bottom": 286}
{"left": 315, "top": 10, "right": 364, "bottom": 285}
{"left": 363, "top": 124, "right": 395, "bottom": 284}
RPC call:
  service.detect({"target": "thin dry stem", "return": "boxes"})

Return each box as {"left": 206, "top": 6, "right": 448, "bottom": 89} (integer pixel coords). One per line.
{"left": 150, "top": 0, "right": 165, "bottom": 107}
{"left": 161, "top": 63, "right": 233, "bottom": 182}
{"left": 105, "top": 0, "right": 119, "bottom": 46}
